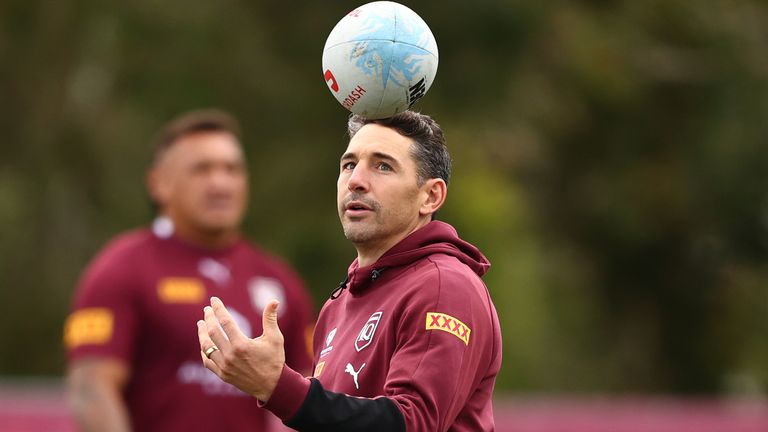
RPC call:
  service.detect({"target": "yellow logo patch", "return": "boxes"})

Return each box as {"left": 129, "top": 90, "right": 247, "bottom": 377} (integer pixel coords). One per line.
{"left": 64, "top": 308, "right": 114, "bottom": 348}
{"left": 158, "top": 278, "right": 205, "bottom": 303}
{"left": 425, "top": 312, "right": 471, "bottom": 345}
{"left": 305, "top": 324, "right": 315, "bottom": 361}
{"left": 313, "top": 361, "right": 326, "bottom": 378}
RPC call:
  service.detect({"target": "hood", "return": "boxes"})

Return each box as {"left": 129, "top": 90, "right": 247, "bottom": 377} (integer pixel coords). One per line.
{"left": 342, "top": 221, "right": 491, "bottom": 295}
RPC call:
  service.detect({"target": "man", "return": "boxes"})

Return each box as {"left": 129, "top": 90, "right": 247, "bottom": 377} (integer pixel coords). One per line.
{"left": 197, "top": 111, "right": 502, "bottom": 431}
{"left": 64, "top": 109, "right": 315, "bottom": 432}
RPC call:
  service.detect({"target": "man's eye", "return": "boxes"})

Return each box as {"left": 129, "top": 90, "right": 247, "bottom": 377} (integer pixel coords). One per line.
{"left": 191, "top": 163, "right": 211, "bottom": 174}
{"left": 378, "top": 163, "right": 392, "bottom": 171}
{"left": 342, "top": 162, "right": 356, "bottom": 170}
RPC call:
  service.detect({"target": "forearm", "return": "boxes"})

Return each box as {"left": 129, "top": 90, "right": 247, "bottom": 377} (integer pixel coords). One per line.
{"left": 286, "top": 378, "right": 405, "bottom": 432}
{"left": 264, "top": 368, "right": 405, "bottom": 432}
{"left": 68, "top": 370, "right": 131, "bottom": 432}
{"left": 67, "top": 359, "right": 131, "bottom": 432}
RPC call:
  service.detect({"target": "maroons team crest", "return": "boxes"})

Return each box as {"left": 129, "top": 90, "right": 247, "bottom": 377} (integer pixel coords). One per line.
{"left": 248, "top": 277, "right": 286, "bottom": 317}
{"left": 355, "top": 311, "right": 382, "bottom": 352}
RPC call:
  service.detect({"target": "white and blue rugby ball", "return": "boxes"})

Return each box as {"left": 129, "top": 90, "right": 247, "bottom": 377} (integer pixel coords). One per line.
{"left": 322, "top": 1, "right": 439, "bottom": 119}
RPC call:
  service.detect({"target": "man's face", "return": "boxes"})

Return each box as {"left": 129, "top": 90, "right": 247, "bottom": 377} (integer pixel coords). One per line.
{"left": 337, "top": 123, "right": 426, "bottom": 248}
{"left": 150, "top": 131, "right": 248, "bottom": 236}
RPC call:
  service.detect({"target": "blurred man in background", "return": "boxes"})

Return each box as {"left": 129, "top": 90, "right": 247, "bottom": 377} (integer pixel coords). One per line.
{"left": 64, "top": 109, "right": 315, "bottom": 431}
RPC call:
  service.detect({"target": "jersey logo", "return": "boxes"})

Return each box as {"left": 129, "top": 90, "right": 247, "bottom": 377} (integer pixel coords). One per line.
{"left": 426, "top": 312, "right": 471, "bottom": 345}
{"left": 249, "top": 277, "right": 286, "bottom": 317}
{"left": 157, "top": 278, "right": 205, "bottom": 303}
{"left": 355, "top": 312, "right": 382, "bottom": 352}
{"left": 64, "top": 308, "right": 114, "bottom": 348}
{"left": 305, "top": 324, "right": 315, "bottom": 361}
{"left": 313, "top": 361, "right": 326, "bottom": 378}
{"left": 198, "top": 258, "right": 231, "bottom": 286}
{"left": 345, "top": 362, "right": 366, "bottom": 389}
{"left": 326, "top": 327, "right": 337, "bottom": 346}
{"left": 320, "top": 327, "right": 337, "bottom": 358}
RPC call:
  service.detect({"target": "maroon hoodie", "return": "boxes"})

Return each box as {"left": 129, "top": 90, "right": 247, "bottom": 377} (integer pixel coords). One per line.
{"left": 265, "top": 221, "right": 502, "bottom": 431}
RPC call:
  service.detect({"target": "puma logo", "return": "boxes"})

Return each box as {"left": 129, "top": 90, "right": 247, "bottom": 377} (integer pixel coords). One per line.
{"left": 344, "top": 362, "right": 366, "bottom": 389}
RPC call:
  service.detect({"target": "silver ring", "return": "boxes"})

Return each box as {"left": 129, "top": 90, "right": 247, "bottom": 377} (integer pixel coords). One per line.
{"left": 203, "top": 346, "right": 219, "bottom": 359}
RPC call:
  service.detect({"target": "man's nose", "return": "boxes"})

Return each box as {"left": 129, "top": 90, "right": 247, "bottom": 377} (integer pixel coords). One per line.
{"left": 209, "top": 167, "right": 238, "bottom": 189}
{"left": 346, "top": 165, "right": 370, "bottom": 192}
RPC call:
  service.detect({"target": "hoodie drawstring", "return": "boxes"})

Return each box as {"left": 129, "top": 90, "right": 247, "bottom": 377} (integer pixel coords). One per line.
{"left": 371, "top": 268, "right": 384, "bottom": 281}
{"left": 330, "top": 268, "right": 387, "bottom": 299}
{"left": 330, "top": 276, "right": 349, "bottom": 300}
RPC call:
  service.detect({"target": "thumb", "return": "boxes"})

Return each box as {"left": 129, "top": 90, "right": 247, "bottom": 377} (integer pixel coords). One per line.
{"left": 261, "top": 299, "right": 282, "bottom": 338}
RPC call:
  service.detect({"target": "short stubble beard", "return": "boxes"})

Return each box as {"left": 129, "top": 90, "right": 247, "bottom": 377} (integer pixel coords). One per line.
{"left": 339, "top": 194, "right": 382, "bottom": 244}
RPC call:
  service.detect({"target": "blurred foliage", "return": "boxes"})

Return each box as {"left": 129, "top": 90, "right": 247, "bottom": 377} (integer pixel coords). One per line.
{"left": 1, "top": 0, "right": 767, "bottom": 396}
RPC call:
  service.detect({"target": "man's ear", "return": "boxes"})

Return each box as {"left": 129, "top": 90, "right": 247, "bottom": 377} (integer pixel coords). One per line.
{"left": 146, "top": 167, "right": 169, "bottom": 207}
{"left": 419, "top": 178, "right": 447, "bottom": 217}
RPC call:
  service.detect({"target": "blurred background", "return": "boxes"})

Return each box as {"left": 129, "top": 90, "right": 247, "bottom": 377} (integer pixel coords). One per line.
{"left": 1, "top": 0, "right": 767, "bottom": 430}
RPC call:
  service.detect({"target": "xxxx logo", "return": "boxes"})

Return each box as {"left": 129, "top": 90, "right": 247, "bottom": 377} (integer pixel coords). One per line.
{"left": 425, "top": 312, "right": 471, "bottom": 345}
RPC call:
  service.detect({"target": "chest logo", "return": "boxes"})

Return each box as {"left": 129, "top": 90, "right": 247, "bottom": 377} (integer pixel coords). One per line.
{"left": 355, "top": 311, "right": 382, "bottom": 352}
{"left": 345, "top": 362, "right": 366, "bottom": 389}
{"left": 426, "top": 312, "right": 471, "bottom": 345}
{"left": 320, "top": 327, "right": 337, "bottom": 358}
{"left": 198, "top": 258, "right": 231, "bottom": 286}
{"left": 157, "top": 278, "right": 205, "bottom": 303}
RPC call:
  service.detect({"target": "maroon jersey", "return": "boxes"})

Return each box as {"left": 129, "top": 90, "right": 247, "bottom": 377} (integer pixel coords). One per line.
{"left": 265, "top": 221, "right": 502, "bottom": 432}
{"left": 65, "top": 223, "right": 314, "bottom": 432}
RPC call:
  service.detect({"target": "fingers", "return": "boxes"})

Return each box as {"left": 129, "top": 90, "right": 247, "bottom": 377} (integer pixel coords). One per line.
{"left": 204, "top": 304, "right": 231, "bottom": 352}
{"left": 261, "top": 299, "right": 283, "bottom": 340}
{"left": 197, "top": 319, "right": 215, "bottom": 354}
{"left": 197, "top": 320, "right": 222, "bottom": 374}
{"left": 200, "top": 349, "right": 222, "bottom": 375}
{"left": 210, "top": 297, "right": 247, "bottom": 344}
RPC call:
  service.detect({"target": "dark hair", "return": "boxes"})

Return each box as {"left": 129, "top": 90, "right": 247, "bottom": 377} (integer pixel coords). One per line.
{"left": 151, "top": 108, "right": 241, "bottom": 164}
{"left": 147, "top": 109, "right": 242, "bottom": 214}
{"left": 347, "top": 111, "right": 452, "bottom": 186}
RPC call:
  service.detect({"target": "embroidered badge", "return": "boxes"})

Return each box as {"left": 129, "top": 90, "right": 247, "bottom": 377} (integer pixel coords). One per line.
{"left": 314, "top": 361, "right": 326, "bottom": 378}
{"left": 305, "top": 324, "right": 315, "bottom": 360}
{"left": 64, "top": 308, "right": 114, "bottom": 348}
{"left": 345, "top": 362, "right": 366, "bottom": 389}
{"left": 157, "top": 278, "right": 205, "bottom": 303}
{"left": 320, "top": 327, "right": 337, "bottom": 358}
{"left": 198, "top": 258, "right": 231, "bottom": 286}
{"left": 425, "top": 312, "right": 471, "bottom": 345}
{"left": 354, "top": 312, "right": 382, "bottom": 352}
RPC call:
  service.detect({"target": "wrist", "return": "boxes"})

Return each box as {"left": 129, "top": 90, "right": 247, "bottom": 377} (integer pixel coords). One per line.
{"left": 253, "top": 360, "right": 284, "bottom": 402}
{"left": 259, "top": 366, "right": 312, "bottom": 420}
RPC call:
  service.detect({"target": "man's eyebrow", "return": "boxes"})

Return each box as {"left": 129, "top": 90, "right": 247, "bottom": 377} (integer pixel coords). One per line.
{"left": 371, "top": 152, "right": 399, "bottom": 165}
{"left": 340, "top": 151, "right": 402, "bottom": 167}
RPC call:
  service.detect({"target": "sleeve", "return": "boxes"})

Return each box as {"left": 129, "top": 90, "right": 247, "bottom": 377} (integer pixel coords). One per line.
{"left": 287, "top": 378, "right": 405, "bottom": 431}
{"left": 276, "top": 266, "right": 316, "bottom": 375}
{"left": 64, "top": 246, "right": 141, "bottom": 363}
{"left": 380, "top": 269, "right": 488, "bottom": 431}
{"left": 262, "top": 367, "right": 405, "bottom": 432}
{"left": 265, "top": 264, "right": 492, "bottom": 432}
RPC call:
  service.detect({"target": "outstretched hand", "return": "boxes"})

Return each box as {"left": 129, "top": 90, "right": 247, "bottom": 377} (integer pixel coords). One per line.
{"left": 197, "top": 296, "right": 285, "bottom": 402}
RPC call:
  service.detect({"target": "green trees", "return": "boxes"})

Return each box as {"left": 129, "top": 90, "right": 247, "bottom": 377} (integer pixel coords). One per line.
{"left": 1, "top": 0, "right": 766, "bottom": 394}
